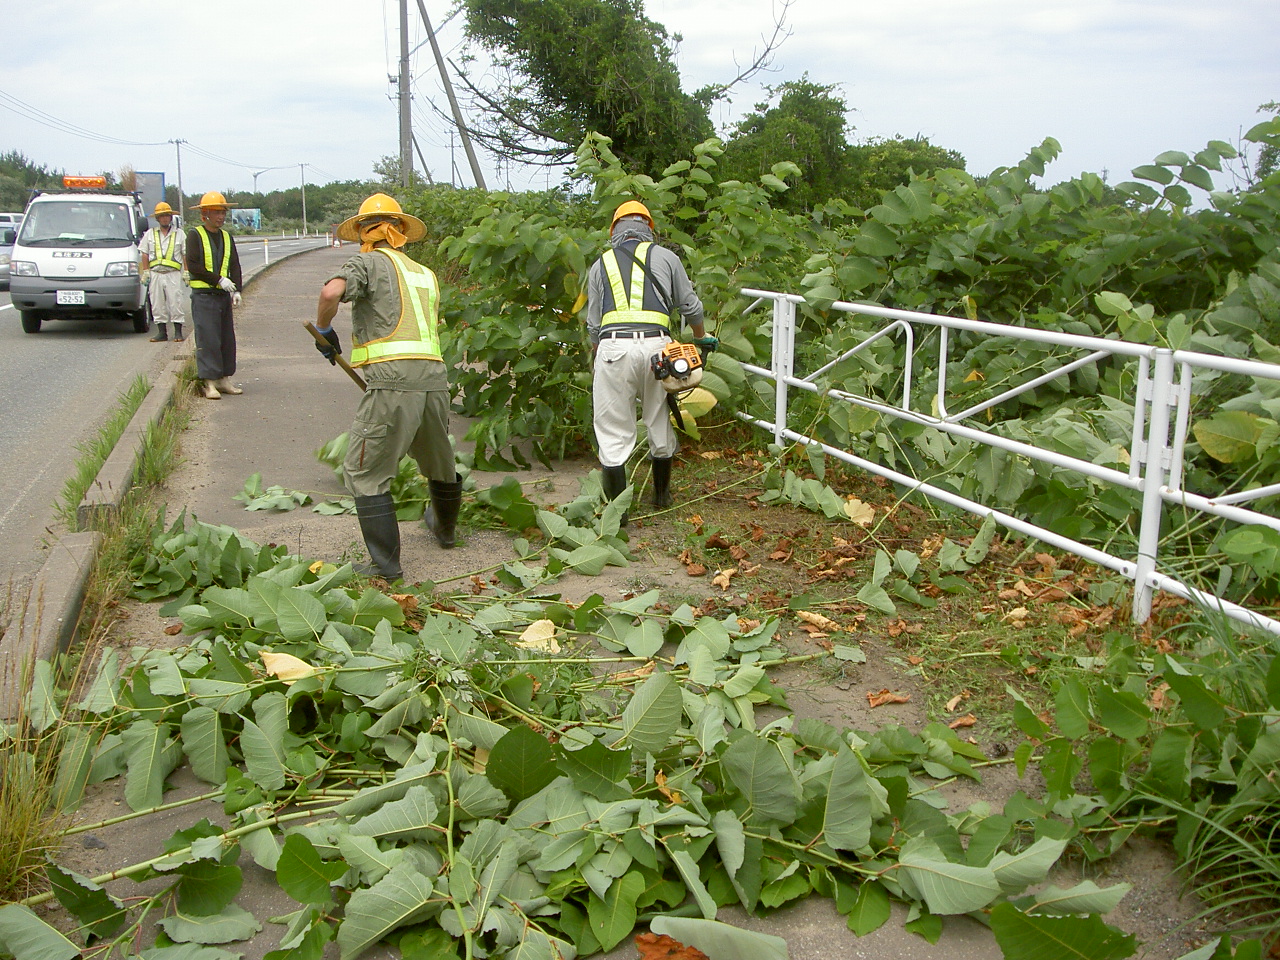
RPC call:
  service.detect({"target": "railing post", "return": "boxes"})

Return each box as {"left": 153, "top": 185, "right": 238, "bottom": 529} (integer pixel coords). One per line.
{"left": 1133, "top": 348, "right": 1175, "bottom": 623}
{"left": 772, "top": 297, "right": 795, "bottom": 445}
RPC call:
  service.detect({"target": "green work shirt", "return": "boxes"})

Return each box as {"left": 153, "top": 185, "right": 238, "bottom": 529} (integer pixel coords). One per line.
{"left": 334, "top": 250, "right": 448, "bottom": 391}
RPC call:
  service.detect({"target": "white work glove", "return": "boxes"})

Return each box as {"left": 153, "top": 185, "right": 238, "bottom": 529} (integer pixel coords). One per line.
{"left": 181, "top": 269, "right": 191, "bottom": 284}
{"left": 217, "top": 277, "right": 237, "bottom": 294}
{"left": 140, "top": 269, "right": 151, "bottom": 284}
{"left": 231, "top": 291, "right": 243, "bottom": 308}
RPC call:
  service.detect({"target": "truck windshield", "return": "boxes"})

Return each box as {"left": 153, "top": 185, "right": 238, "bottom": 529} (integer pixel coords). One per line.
{"left": 18, "top": 202, "right": 135, "bottom": 247}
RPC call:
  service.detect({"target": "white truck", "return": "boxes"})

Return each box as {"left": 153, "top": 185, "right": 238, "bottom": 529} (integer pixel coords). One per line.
{"left": 8, "top": 176, "right": 150, "bottom": 334}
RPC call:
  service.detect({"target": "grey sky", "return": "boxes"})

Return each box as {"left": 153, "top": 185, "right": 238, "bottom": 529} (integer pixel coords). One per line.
{"left": 2, "top": 0, "right": 1276, "bottom": 200}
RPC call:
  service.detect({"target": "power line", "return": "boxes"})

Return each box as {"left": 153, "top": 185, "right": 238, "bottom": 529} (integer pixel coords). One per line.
{"left": 0, "top": 87, "right": 167, "bottom": 147}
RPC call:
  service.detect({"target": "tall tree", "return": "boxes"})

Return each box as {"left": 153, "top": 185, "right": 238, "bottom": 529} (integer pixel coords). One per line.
{"left": 845, "top": 135, "right": 965, "bottom": 209}
{"left": 456, "top": 0, "right": 786, "bottom": 176}
{"left": 717, "top": 77, "right": 854, "bottom": 211}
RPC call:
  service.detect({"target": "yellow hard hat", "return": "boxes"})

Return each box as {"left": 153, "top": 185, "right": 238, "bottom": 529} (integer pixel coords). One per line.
{"left": 611, "top": 200, "right": 653, "bottom": 231}
{"left": 336, "top": 193, "right": 426, "bottom": 243}
{"left": 153, "top": 201, "right": 176, "bottom": 217}
{"left": 192, "top": 191, "right": 235, "bottom": 210}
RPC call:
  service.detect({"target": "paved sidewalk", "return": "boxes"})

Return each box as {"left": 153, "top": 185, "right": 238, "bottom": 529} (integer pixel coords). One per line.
{"left": 120, "top": 246, "right": 1008, "bottom": 960}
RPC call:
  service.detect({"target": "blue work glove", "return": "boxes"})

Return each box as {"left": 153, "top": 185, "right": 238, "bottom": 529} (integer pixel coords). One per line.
{"left": 692, "top": 334, "right": 718, "bottom": 358}
{"left": 315, "top": 327, "right": 341, "bottom": 364}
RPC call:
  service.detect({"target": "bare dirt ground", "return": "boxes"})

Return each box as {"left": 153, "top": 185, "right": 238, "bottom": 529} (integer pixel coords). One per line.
{"left": 35, "top": 248, "right": 1219, "bottom": 960}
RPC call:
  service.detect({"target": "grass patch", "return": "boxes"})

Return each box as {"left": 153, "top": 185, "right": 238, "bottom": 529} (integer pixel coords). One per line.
{"left": 53, "top": 375, "right": 151, "bottom": 530}
{"left": 0, "top": 367, "right": 194, "bottom": 903}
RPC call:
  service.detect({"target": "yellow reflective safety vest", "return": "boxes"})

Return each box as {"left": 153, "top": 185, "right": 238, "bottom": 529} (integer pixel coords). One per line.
{"left": 349, "top": 248, "right": 442, "bottom": 367}
{"left": 189, "top": 226, "right": 232, "bottom": 289}
{"left": 150, "top": 228, "right": 182, "bottom": 271}
{"left": 600, "top": 242, "right": 670, "bottom": 329}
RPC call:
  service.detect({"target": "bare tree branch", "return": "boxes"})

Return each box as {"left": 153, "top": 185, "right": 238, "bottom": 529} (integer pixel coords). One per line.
{"left": 697, "top": 0, "right": 794, "bottom": 103}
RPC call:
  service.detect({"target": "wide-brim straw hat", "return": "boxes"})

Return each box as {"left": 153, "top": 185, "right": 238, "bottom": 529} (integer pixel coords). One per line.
{"left": 336, "top": 210, "right": 427, "bottom": 244}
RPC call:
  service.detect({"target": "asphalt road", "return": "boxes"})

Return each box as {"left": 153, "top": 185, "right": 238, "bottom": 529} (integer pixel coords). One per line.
{"left": 0, "top": 234, "right": 329, "bottom": 595}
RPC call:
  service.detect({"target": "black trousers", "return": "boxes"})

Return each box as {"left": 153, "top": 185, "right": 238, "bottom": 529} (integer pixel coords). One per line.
{"left": 191, "top": 290, "right": 236, "bottom": 380}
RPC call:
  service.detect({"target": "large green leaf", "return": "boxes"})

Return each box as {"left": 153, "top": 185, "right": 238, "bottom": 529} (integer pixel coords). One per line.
{"left": 336, "top": 863, "right": 440, "bottom": 960}
{"left": 837, "top": 880, "right": 891, "bottom": 937}
{"left": 45, "top": 864, "right": 127, "bottom": 942}
{"left": 486, "top": 725, "right": 558, "bottom": 801}
{"left": 181, "top": 707, "right": 229, "bottom": 785}
{"left": 1094, "top": 687, "right": 1149, "bottom": 741}
{"left": 122, "top": 719, "right": 181, "bottom": 812}
{"left": 587, "top": 871, "right": 645, "bottom": 950}
{"left": 336, "top": 759, "right": 439, "bottom": 817}
{"left": 177, "top": 860, "right": 244, "bottom": 917}
{"left": 1194, "top": 411, "right": 1264, "bottom": 463}
{"left": 156, "top": 906, "right": 263, "bottom": 945}
{"left": 418, "top": 615, "right": 478, "bottom": 663}
{"left": 274, "top": 587, "right": 329, "bottom": 641}
{"left": 649, "top": 918, "right": 787, "bottom": 960}
{"left": 989, "top": 837, "right": 1067, "bottom": 893}
{"left": 24, "top": 661, "right": 60, "bottom": 733}
{"left": 1029, "top": 880, "right": 1132, "bottom": 916}
{"left": 820, "top": 747, "right": 888, "bottom": 852}
{"left": 555, "top": 738, "right": 631, "bottom": 801}
{"left": 989, "top": 903, "right": 1136, "bottom": 959}
{"left": 241, "top": 692, "right": 289, "bottom": 791}
{"left": 52, "top": 725, "right": 97, "bottom": 813}
{"left": 277, "top": 835, "right": 347, "bottom": 905}
{"left": 897, "top": 837, "right": 1001, "bottom": 914}
{"left": 616, "top": 671, "right": 682, "bottom": 756}
{"left": 0, "top": 905, "right": 80, "bottom": 960}
{"left": 349, "top": 785, "right": 440, "bottom": 842}
{"left": 722, "top": 735, "right": 800, "bottom": 825}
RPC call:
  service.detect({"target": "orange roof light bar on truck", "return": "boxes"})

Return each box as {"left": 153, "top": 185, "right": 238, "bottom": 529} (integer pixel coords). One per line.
{"left": 63, "top": 175, "right": 107, "bottom": 189}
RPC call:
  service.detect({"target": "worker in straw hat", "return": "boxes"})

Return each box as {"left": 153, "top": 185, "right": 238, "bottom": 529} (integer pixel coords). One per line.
{"left": 585, "top": 200, "right": 717, "bottom": 520}
{"left": 185, "top": 191, "right": 243, "bottom": 399}
{"left": 139, "top": 201, "right": 188, "bottom": 342}
{"left": 312, "top": 193, "right": 463, "bottom": 581}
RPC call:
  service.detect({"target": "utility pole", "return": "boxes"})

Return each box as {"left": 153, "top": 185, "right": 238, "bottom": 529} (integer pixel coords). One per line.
{"left": 300, "top": 163, "right": 308, "bottom": 235}
{"left": 170, "top": 139, "right": 186, "bottom": 222}
{"left": 416, "top": 0, "right": 486, "bottom": 190}
{"left": 399, "top": 0, "right": 413, "bottom": 188}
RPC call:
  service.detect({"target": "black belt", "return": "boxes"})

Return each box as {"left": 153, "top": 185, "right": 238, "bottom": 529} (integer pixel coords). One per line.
{"left": 601, "top": 329, "right": 665, "bottom": 340}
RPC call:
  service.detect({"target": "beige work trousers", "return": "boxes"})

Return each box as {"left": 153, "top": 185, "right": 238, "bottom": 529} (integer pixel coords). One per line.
{"left": 592, "top": 333, "right": 678, "bottom": 467}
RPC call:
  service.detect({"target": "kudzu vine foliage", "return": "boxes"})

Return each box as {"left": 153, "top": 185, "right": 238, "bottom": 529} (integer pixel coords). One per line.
{"left": 403, "top": 119, "right": 1280, "bottom": 600}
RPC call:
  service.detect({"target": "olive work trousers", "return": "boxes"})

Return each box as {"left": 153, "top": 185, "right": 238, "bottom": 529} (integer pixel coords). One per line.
{"left": 342, "top": 386, "right": 456, "bottom": 498}
{"left": 191, "top": 289, "right": 236, "bottom": 380}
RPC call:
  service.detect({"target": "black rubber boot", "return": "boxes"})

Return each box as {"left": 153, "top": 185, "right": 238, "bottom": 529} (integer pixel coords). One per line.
{"left": 354, "top": 494, "right": 403, "bottom": 580}
{"left": 424, "top": 473, "right": 463, "bottom": 548}
{"left": 173, "top": 323, "right": 185, "bottom": 342}
{"left": 650, "top": 457, "right": 673, "bottom": 508}
{"left": 601, "top": 465, "right": 629, "bottom": 526}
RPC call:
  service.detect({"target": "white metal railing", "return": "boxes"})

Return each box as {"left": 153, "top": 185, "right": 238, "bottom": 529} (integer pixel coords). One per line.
{"left": 737, "top": 288, "right": 1280, "bottom": 636}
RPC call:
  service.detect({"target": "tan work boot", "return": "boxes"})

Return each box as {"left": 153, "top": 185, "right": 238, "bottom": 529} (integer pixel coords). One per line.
{"left": 215, "top": 377, "right": 243, "bottom": 395}
{"left": 200, "top": 380, "right": 221, "bottom": 400}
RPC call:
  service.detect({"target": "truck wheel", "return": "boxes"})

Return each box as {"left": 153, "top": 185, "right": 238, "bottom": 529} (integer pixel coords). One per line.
{"left": 131, "top": 308, "right": 149, "bottom": 333}
{"left": 20, "top": 310, "right": 41, "bottom": 333}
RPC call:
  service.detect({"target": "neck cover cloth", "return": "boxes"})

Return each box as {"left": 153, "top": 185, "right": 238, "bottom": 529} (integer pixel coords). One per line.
{"left": 359, "top": 221, "right": 407, "bottom": 252}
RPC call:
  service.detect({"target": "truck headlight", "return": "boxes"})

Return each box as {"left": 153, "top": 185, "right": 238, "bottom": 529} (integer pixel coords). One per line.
{"left": 105, "top": 261, "right": 139, "bottom": 277}
{"left": 11, "top": 261, "right": 37, "bottom": 277}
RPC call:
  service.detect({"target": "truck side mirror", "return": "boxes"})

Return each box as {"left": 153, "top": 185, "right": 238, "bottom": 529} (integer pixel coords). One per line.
{"left": 0, "top": 229, "right": 14, "bottom": 245}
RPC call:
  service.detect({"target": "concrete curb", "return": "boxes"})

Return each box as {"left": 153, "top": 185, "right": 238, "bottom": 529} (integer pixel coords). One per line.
{"left": 0, "top": 241, "right": 327, "bottom": 719}
{"left": 0, "top": 531, "right": 99, "bottom": 719}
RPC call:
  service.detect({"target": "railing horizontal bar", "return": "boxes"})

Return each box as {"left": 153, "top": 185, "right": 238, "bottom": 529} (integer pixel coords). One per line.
{"left": 1172, "top": 349, "right": 1280, "bottom": 381}
{"left": 1160, "top": 488, "right": 1280, "bottom": 533}
{"left": 737, "top": 413, "right": 1138, "bottom": 577}
{"left": 740, "top": 288, "right": 1154, "bottom": 359}
{"left": 806, "top": 321, "right": 907, "bottom": 383}
{"left": 1145, "top": 571, "right": 1280, "bottom": 637}
{"left": 775, "top": 377, "right": 1141, "bottom": 491}
{"left": 1209, "top": 481, "right": 1280, "bottom": 506}
{"left": 945, "top": 351, "right": 1111, "bottom": 424}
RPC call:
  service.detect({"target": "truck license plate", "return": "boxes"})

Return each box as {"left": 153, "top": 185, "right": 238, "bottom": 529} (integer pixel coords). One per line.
{"left": 56, "top": 290, "right": 86, "bottom": 305}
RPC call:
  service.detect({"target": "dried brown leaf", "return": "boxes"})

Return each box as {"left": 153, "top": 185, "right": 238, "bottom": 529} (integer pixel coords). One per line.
{"left": 867, "top": 688, "right": 911, "bottom": 708}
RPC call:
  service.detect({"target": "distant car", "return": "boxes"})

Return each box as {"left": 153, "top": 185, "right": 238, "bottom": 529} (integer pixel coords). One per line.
{"left": 0, "top": 212, "right": 23, "bottom": 231}
{"left": 0, "top": 226, "right": 14, "bottom": 288}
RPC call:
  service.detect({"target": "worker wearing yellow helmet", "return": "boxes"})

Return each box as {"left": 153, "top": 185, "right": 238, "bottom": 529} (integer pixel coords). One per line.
{"left": 139, "top": 201, "right": 188, "bottom": 343}
{"left": 185, "top": 191, "right": 244, "bottom": 399}
{"left": 311, "top": 193, "right": 462, "bottom": 580}
{"left": 585, "top": 200, "right": 717, "bottom": 519}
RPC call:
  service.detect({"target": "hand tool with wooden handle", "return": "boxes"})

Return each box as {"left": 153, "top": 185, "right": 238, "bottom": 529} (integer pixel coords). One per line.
{"left": 303, "top": 321, "right": 366, "bottom": 391}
